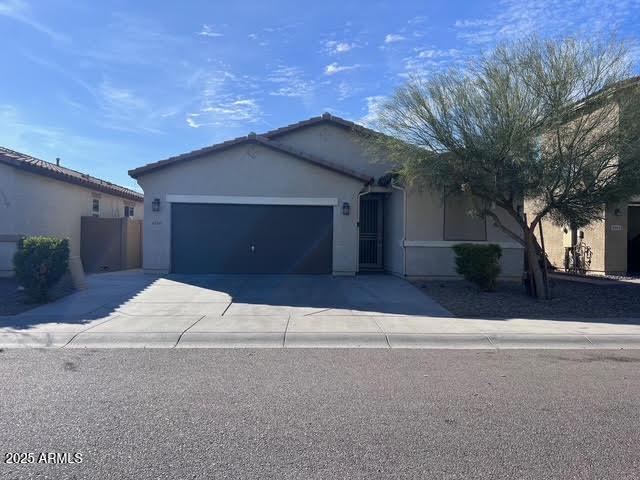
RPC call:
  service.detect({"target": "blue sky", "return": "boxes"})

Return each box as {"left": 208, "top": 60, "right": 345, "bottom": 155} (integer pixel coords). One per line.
{"left": 1, "top": 0, "right": 639, "bottom": 191}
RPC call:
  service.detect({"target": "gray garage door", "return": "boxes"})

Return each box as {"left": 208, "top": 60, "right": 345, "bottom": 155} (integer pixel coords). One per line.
{"left": 171, "top": 203, "right": 333, "bottom": 274}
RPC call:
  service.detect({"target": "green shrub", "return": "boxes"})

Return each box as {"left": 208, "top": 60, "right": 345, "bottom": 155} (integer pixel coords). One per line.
{"left": 13, "top": 236, "right": 70, "bottom": 302}
{"left": 453, "top": 243, "right": 502, "bottom": 292}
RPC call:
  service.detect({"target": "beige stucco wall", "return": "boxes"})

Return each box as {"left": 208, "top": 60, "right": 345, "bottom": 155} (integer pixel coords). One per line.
{"left": 270, "top": 123, "right": 394, "bottom": 179}
{"left": 405, "top": 187, "right": 445, "bottom": 241}
{"left": 403, "top": 186, "right": 524, "bottom": 279}
{"left": 0, "top": 162, "right": 143, "bottom": 276}
{"left": 383, "top": 187, "right": 405, "bottom": 275}
{"left": 135, "top": 142, "right": 366, "bottom": 275}
{"left": 405, "top": 244, "right": 523, "bottom": 279}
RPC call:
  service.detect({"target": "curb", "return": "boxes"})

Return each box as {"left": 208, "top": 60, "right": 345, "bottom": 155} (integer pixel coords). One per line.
{"left": 2, "top": 332, "right": 640, "bottom": 350}
{"left": 387, "top": 333, "right": 492, "bottom": 349}
{"left": 65, "top": 332, "right": 181, "bottom": 348}
{"left": 488, "top": 334, "right": 593, "bottom": 349}
{"left": 177, "top": 332, "right": 285, "bottom": 348}
{"left": 284, "top": 332, "right": 389, "bottom": 348}
{"left": 585, "top": 334, "right": 640, "bottom": 348}
{"left": 0, "top": 332, "right": 76, "bottom": 348}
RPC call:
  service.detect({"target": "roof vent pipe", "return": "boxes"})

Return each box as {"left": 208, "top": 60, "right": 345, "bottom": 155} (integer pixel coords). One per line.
{"left": 56, "top": 157, "right": 60, "bottom": 166}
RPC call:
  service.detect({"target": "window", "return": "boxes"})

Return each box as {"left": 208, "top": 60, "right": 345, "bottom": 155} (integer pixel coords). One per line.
{"left": 124, "top": 205, "right": 135, "bottom": 217}
{"left": 92, "top": 199, "right": 100, "bottom": 217}
{"left": 443, "top": 193, "right": 487, "bottom": 241}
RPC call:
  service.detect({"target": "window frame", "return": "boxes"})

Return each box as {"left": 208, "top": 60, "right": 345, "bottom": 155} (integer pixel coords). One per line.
{"left": 442, "top": 192, "right": 487, "bottom": 242}
{"left": 92, "top": 198, "right": 100, "bottom": 217}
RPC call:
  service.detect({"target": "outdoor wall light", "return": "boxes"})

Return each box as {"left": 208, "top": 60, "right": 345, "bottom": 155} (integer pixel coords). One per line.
{"left": 342, "top": 202, "right": 350, "bottom": 216}
{"left": 614, "top": 208, "right": 622, "bottom": 216}
{"left": 152, "top": 198, "right": 161, "bottom": 212}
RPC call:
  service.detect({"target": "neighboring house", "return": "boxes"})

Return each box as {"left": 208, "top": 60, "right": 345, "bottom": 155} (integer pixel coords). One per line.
{"left": 0, "top": 147, "right": 144, "bottom": 277}
{"left": 129, "top": 113, "right": 523, "bottom": 278}
{"left": 528, "top": 77, "right": 640, "bottom": 276}
{"left": 536, "top": 197, "right": 640, "bottom": 275}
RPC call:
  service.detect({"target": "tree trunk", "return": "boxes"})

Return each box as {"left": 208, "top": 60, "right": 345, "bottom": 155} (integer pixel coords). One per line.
{"left": 524, "top": 227, "right": 547, "bottom": 300}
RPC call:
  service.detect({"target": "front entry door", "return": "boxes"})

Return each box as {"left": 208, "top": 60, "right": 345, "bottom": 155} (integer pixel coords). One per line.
{"left": 359, "top": 195, "right": 383, "bottom": 270}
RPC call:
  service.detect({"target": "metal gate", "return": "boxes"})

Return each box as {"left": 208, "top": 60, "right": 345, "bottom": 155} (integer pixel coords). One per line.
{"left": 359, "top": 195, "right": 383, "bottom": 270}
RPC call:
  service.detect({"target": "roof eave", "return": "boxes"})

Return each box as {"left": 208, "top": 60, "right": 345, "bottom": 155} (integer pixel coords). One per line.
{"left": 129, "top": 135, "right": 373, "bottom": 184}
{"left": 0, "top": 155, "right": 143, "bottom": 202}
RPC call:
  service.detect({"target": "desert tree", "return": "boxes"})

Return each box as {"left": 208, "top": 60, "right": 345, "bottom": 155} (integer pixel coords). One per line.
{"left": 372, "top": 36, "right": 640, "bottom": 298}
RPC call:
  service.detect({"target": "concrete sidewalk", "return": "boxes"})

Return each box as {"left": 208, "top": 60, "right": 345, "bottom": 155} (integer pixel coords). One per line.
{"left": 1, "top": 271, "right": 640, "bottom": 349}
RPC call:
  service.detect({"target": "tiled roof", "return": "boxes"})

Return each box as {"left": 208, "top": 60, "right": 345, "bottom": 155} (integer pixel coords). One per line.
{"left": 0, "top": 147, "right": 143, "bottom": 202}
{"left": 128, "top": 131, "right": 374, "bottom": 183}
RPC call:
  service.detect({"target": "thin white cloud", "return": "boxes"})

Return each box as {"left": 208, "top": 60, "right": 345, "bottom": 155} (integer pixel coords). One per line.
{"left": 384, "top": 33, "right": 406, "bottom": 43}
{"left": 186, "top": 68, "right": 264, "bottom": 128}
{"left": 335, "top": 42, "right": 353, "bottom": 53}
{"left": 454, "top": 0, "right": 639, "bottom": 45}
{"left": 198, "top": 24, "right": 223, "bottom": 37}
{"left": 186, "top": 116, "right": 201, "bottom": 128}
{"left": 324, "top": 62, "right": 360, "bottom": 75}
{"left": 0, "top": 0, "right": 68, "bottom": 42}
{"left": 98, "top": 81, "right": 146, "bottom": 110}
{"left": 325, "top": 40, "right": 356, "bottom": 54}
{"left": 408, "top": 15, "right": 427, "bottom": 25}
{"left": 22, "top": 51, "right": 94, "bottom": 95}
{"left": 417, "top": 48, "right": 462, "bottom": 59}
{"left": 359, "top": 95, "right": 387, "bottom": 127}
{"left": 80, "top": 13, "right": 186, "bottom": 66}
{"left": 337, "top": 81, "right": 362, "bottom": 101}
{"left": 186, "top": 99, "right": 261, "bottom": 128}
{"left": 96, "top": 80, "right": 164, "bottom": 134}
{"left": 267, "top": 66, "right": 315, "bottom": 98}
{"left": 22, "top": 52, "right": 178, "bottom": 133}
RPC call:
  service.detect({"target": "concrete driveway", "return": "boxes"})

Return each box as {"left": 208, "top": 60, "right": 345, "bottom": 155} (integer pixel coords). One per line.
{"left": 0, "top": 271, "right": 450, "bottom": 348}
{"left": 2, "top": 270, "right": 640, "bottom": 349}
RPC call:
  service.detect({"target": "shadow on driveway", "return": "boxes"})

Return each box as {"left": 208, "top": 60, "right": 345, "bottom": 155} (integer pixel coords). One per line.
{"left": 0, "top": 271, "right": 452, "bottom": 332}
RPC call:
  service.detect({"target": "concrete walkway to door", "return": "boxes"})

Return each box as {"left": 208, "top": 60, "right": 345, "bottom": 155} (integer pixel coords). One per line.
{"left": 1, "top": 271, "right": 640, "bottom": 349}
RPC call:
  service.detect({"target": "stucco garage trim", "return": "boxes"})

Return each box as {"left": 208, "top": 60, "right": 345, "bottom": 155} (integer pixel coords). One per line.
{"left": 165, "top": 195, "right": 338, "bottom": 206}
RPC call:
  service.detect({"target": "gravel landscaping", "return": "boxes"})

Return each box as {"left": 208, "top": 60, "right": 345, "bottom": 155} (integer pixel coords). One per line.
{"left": 0, "top": 274, "right": 75, "bottom": 316}
{"left": 415, "top": 278, "right": 640, "bottom": 320}
{"left": 0, "top": 277, "right": 33, "bottom": 315}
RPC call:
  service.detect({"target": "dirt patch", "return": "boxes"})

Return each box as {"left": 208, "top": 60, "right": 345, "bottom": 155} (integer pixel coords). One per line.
{"left": 415, "top": 279, "right": 640, "bottom": 320}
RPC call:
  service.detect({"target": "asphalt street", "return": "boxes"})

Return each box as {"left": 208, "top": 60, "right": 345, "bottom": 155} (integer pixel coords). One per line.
{"left": 0, "top": 349, "right": 639, "bottom": 479}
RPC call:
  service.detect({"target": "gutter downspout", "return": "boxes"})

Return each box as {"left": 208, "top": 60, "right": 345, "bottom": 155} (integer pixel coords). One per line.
{"left": 391, "top": 181, "right": 407, "bottom": 276}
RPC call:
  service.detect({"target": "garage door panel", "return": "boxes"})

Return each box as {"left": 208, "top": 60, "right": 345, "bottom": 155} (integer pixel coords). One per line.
{"left": 171, "top": 203, "right": 333, "bottom": 274}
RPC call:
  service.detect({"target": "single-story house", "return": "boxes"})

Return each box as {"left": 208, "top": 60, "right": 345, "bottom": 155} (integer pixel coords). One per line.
{"left": 129, "top": 113, "right": 523, "bottom": 278}
{"left": 0, "top": 147, "right": 144, "bottom": 277}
